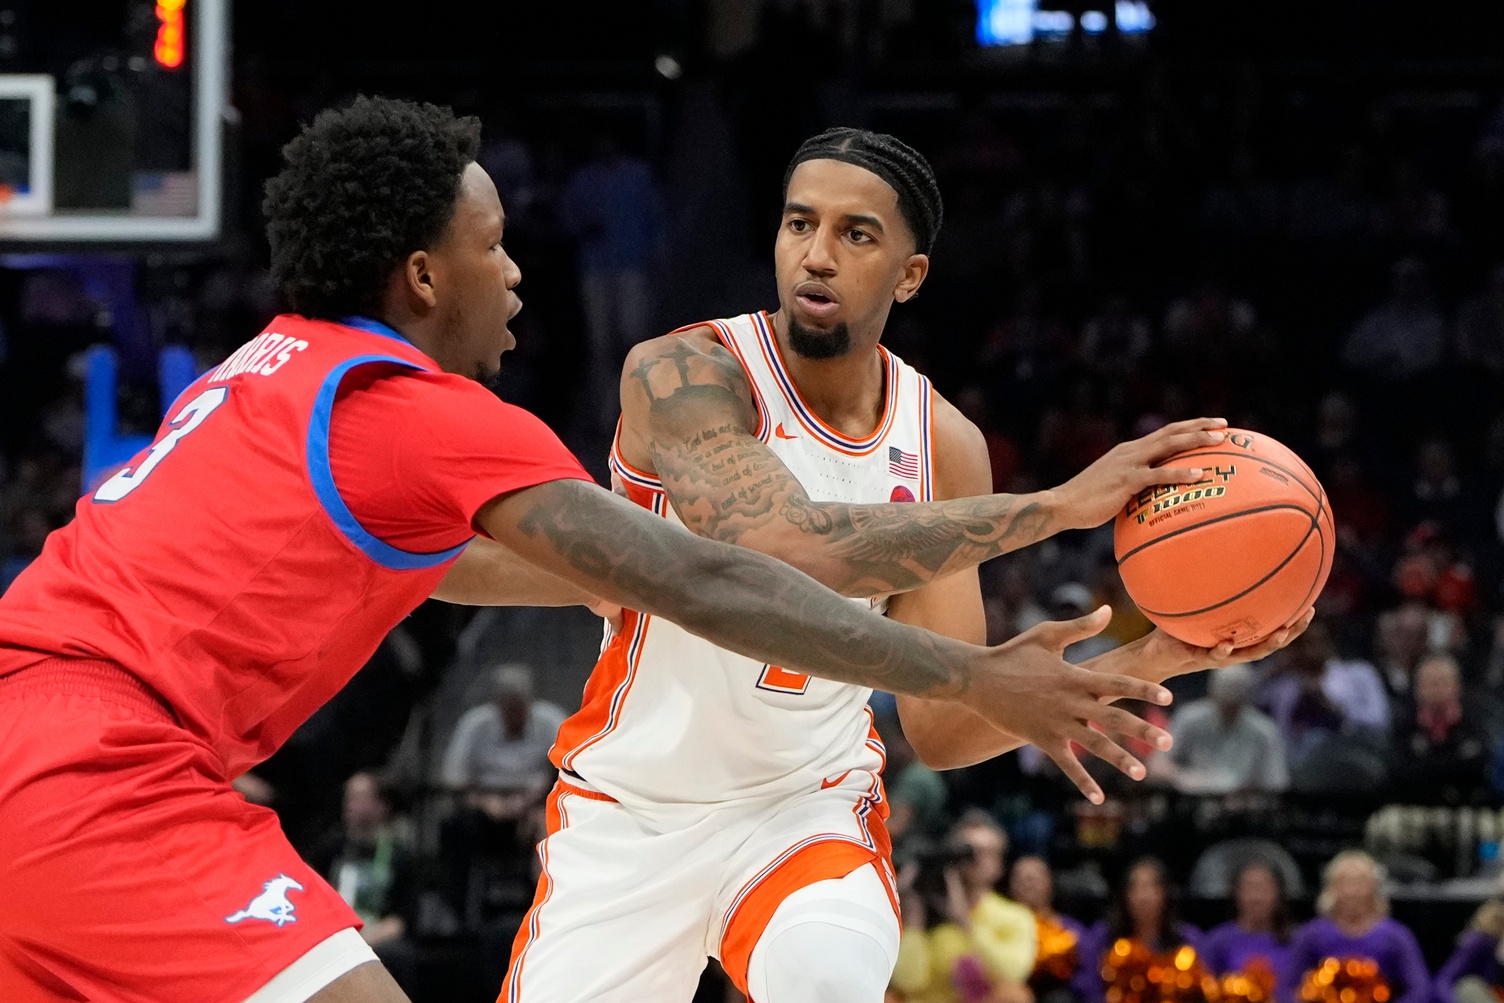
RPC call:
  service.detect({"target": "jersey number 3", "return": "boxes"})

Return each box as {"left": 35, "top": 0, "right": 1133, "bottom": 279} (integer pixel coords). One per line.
{"left": 94, "top": 386, "right": 230, "bottom": 503}
{"left": 756, "top": 664, "right": 811, "bottom": 695}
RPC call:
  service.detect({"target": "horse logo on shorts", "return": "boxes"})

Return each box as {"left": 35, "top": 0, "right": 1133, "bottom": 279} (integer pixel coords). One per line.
{"left": 225, "top": 874, "right": 304, "bottom": 927}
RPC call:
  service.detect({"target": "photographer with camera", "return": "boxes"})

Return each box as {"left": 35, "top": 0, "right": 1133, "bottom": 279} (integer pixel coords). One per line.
{"left": 892, "top": 811, "right": 1038, "bottom": 1003}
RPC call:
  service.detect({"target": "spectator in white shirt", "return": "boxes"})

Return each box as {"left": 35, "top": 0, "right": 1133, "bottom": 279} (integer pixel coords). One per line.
{"left": 1154, "top": 663, "right": 1289, "bottom": 794}
{"left": 441, "top": 664, "right": 567, "bottom": 816}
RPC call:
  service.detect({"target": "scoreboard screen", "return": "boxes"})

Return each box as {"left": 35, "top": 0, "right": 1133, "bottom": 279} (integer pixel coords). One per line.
{"left": 977, "top": 0, "right": 1156, "bottom": 47}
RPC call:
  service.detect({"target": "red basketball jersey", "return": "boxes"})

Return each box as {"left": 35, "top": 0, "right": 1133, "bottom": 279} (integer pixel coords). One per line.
{"left": 0, "top": 315, "right": 555, "bottom": 775}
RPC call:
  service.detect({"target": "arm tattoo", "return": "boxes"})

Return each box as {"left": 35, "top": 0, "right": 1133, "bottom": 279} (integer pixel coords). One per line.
{"left": 506, "top": 479, "right": 971, "bottom": 699}
{"left": 631, "top": 338, "right": 1058, "bottom": 598}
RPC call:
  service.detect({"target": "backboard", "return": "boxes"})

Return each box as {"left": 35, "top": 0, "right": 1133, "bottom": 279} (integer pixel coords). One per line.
{"left": 0, "top": 0, "right": 227, "bottom": 243}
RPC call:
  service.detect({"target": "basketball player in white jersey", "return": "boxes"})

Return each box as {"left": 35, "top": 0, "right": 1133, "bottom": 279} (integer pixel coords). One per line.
{"left": 501, "top": 129, "right": 1312, "bottom": 1003}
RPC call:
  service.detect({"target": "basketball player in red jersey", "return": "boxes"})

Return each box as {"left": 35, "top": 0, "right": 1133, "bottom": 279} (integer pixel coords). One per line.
{"left": 500, "top": 129, "right": 1312, "bottom": 1002}
{"left": 0, "top": 99, "right": 1195, "bottom": 1003}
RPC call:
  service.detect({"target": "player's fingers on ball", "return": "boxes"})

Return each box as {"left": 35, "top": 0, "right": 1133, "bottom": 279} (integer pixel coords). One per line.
{"left": 1047, "top": 743, "right": 1104, "bottom": 805}
{"left": 1075, "top": 727, "right": 1148, "bottom": 782}
{"left": 1164, "top": 416, "right": 1228, "bottom": 434}
{"left": 1156, "top": 429, "right": 1225, "bottom": 456}
{"left": 1139, "top": 465, "right": 1205, "bottom": 489}
{"left": 1086, "top": 669, "right": 1172, "bottom": 706}
{"left": 1285, "top": 606, "right": 1317, "bottom": 634}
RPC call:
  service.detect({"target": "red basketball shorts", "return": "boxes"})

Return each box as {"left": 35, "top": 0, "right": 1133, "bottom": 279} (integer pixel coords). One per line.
{"left": 0, "top": 659, "right": 361, "bottom": 1003}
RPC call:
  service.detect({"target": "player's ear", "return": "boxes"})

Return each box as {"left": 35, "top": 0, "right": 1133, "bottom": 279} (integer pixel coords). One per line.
{"left": 403, "top": 250, "right": 439, "bottom": 310}
{"left": 893, "top": 252, "right": 929, "bottom": 304}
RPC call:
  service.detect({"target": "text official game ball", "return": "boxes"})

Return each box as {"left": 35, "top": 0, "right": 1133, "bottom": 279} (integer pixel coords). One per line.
{"left": 1113, "top": 429, "right": 1335, "bottom": 649}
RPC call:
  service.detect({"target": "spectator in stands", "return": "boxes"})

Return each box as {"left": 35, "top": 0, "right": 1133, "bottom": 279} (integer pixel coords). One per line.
{"left": 1073, "top": 858, "right": 1203, "bottom": 1003}
{"left": 1373, "top": 601, "right": 1435, "bottom": 698}
{"left": 1341, "top": 257, "right": 1447, "bottom": 380}
{"left": 1281, "top": 851, "right": 1430, "bottom": 1003}
{"left": 1009, "top": 856, "right": 1089, "bottom": 1003}
{"left": 1435, "top": 899, "right": 1504, "bottom": 1003}
{"left": 307, "top": 772, "right": 420, "bottom": 991}
{"left": 1152, "top": 663, "right": 1289, "bottom": 795}
{"left": 1203, "top": 861, "right": 1293, "bottom": 995}
{"left": 562, "top": 131, "right": 665, "bottom": 431}
{"left": 439, "top": 664, "right": 565, "bottom": 936}
{"left": 1257, "top": 618, "right": 1389, "bottom": 790}
{"left": 892, "top": 811, "right": 1038, "bottom": 1003}
{"left": 1389, "top": 652, "right": 1489, "bottom": 805}
{"left": 440, "top": 663, "right": 564, "bottom": 807}
{"left": 1403, "top": 440, "right": 1475, "bottom": 544}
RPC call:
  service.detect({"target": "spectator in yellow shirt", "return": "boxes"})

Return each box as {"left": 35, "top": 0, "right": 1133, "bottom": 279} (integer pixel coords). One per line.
{"left": 893, "top": 810, "right": 1039, "bottom": 1003}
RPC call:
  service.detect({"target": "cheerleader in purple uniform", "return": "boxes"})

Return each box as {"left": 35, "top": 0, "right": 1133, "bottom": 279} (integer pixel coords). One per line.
{"left": 1203, "top": 861, "right": 1292, "bottom": 1000}
{"left": 1280, "top": 851, "right": 1430, "bottom": 1003}
{"left": 1072, "top": 858, "right": 1204, "bottom": 1003}
{"left": 1435, "top": 900, "right": 1504, "bottom": 1003}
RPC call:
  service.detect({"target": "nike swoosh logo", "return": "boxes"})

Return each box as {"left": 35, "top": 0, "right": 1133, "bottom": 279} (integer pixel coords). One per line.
{"left": 774, "top": 422, "right": 798, "bottom": 440}
{"left": 821, "top": 770, "right": 853, "bottom": 789}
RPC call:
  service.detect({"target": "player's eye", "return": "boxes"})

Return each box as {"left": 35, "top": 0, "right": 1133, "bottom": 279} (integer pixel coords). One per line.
{"left": 849, "top": 229, "right": 871, "bottom": 243}
{"left": 787, "top": 218, "right": 811, "bottom": 233}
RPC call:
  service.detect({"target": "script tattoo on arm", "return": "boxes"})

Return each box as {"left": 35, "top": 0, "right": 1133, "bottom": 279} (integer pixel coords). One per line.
{"left": 482, "top": 478, "right": 972, "bottom": 701}
{"left": 622, "top": 335, "right": 1057, "bottom": 599}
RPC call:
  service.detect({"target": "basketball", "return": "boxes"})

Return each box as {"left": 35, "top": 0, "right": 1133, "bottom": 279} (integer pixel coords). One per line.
{"left": 1113, "top": 429, "right": 1335, "bottom": 649}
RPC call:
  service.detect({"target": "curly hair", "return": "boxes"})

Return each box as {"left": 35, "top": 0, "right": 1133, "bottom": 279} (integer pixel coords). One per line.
{"left": 263, "top": 95, "right": 481, "bottom": 319}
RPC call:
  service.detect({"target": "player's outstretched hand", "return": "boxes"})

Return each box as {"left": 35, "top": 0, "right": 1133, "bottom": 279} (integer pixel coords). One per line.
{"left": 967, "top": 606, "right": 1173, "bottom": 805}
{"left": 1052, "top": 418, "right": 1229, "bottom": 530}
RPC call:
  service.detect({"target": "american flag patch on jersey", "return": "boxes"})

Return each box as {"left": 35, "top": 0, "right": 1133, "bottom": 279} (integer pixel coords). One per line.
{"left": 888, "top": 446, "right": 920, "bottom": 479}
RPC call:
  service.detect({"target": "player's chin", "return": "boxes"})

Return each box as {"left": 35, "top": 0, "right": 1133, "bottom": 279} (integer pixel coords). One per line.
{"left": 478, "top": 358, "right": 504, "bottom": 387}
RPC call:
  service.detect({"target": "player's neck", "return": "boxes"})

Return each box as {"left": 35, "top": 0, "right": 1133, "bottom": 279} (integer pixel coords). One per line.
{"left": 370, "top": 306, "right": 449, "bottom": 371}
{"left": 767, "top": 309, "right": 886, "bottom": 438}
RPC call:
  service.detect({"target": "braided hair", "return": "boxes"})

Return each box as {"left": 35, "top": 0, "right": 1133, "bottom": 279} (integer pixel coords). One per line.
{"left": 781, "top": 127, "right": 943, "bottom": 255}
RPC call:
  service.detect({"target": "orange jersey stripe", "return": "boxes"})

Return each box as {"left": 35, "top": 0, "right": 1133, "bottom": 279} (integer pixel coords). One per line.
{"left": 717, "top": 822, "right": 897, "bottom": 995}
{"left": 550, "top": 609, "right": 650, "bottom": 772}
{"left": 500, "top": 784, "right": 567, "bottom": 1002}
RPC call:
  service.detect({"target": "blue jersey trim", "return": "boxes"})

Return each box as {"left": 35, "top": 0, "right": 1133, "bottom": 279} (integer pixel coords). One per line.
{"left": 339, "top": 316, "right": 413, "bottom": 345}
{"left": 307, "top": 354, "right": 471, "bottom": 571}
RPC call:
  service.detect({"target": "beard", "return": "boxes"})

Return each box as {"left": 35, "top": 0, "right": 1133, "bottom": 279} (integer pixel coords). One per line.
{"left": 787, "top": 316, "right": 853, "bottom": 360}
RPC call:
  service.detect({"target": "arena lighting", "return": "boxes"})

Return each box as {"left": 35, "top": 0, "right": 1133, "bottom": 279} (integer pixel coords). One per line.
{"left": 1116, "top": 0, "right": 1155, "bottom": 33}
{"left": 154, "top": 0, "right": 186, "bottom": 69}
{"left": 1081, "top": 10, "right": 1109, "bottom": 33}
{"left": 977, "top": 0, "right": 1155, "bottom": 45}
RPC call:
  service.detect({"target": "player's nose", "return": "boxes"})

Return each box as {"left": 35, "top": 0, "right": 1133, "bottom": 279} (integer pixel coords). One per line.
{"left": 801, "top": 225, "right": 838, "bottom": 274}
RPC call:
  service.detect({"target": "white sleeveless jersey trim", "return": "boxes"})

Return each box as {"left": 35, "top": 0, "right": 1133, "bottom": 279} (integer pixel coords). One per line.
{"left": 562, "top": 312, "right": 936, "bottom": 827}
{"left": 712, "top": 317, "right": 772, "bottom": 442}
{"left": 744, "top": 311, "right": 901, "bottom": 456}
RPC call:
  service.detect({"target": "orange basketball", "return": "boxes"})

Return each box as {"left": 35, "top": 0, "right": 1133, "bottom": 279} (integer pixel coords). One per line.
{"left": 1112, "top": 429, "right": 1335, "bottom": 649}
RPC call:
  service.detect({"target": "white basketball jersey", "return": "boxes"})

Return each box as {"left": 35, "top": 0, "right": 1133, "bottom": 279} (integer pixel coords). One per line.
{"left": 550, "top": 311, "right": 936, "bottom": 827}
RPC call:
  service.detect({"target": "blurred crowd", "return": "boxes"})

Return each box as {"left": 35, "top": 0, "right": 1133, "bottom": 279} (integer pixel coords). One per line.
{"left": 3, "top": 24, "right": 1504, "bottom": 1002}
